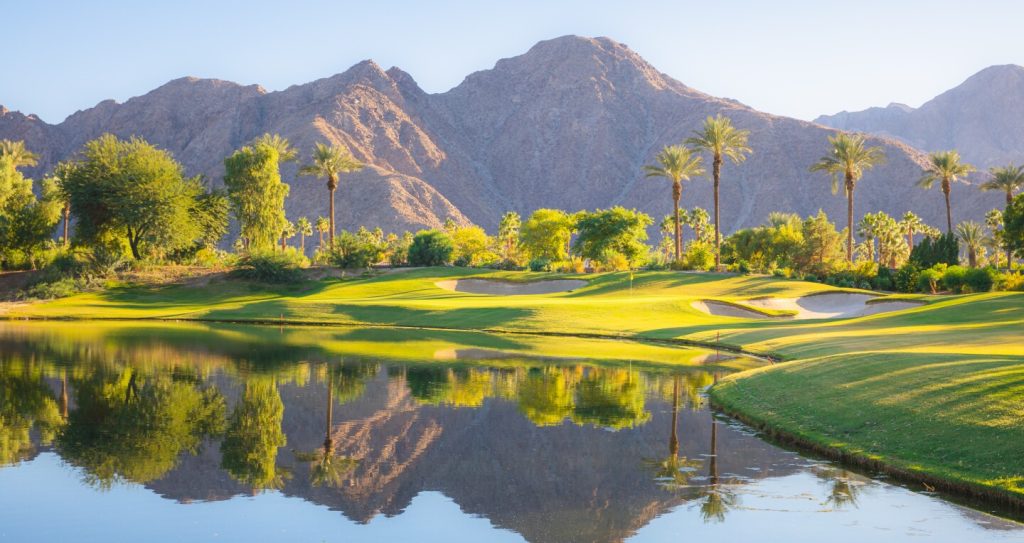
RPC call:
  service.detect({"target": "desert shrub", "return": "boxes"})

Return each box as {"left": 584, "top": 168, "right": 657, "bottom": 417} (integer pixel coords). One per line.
{"left": 233, "top": 249, "right": 308, "bottom": 283}
{"left": 941, "top": 265, "right": 968, "bottom": 293}
{"left": 997, "top": 271, "right": 1024, "bottom": 291}
{"left": 408, "top": 230, "right": 453, "bottom": 267}
{"left": 684, "top": 242, "right": 714, "bottom": 271}
{"left": 963, "top": 267, "right": 996, "bottom": 293}
{"left": 328, "top": 230, "right": 381, "bottom": 269}
{"left": 528, "top": 258, "right": 552, "bottom": 272}
{"left": 894, "top": 264, "right": 920, "bottom": 293}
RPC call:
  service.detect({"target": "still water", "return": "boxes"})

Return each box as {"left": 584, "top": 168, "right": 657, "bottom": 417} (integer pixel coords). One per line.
{"left": 0, "top": 321, "right": 1020, "bottom": 542}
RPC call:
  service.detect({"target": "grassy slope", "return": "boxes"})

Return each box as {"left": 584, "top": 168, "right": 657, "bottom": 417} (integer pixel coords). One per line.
{"left": 7, "top": 267, "right": 1024, "bottom": 501}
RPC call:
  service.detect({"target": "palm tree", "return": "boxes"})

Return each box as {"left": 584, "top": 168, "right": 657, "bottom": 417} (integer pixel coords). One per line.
{"left": 315, "top": 216, "right": 330, "bottom": 249}
{"left": 51, "top": 161, "right": 75, "bottom": 247}
{"left": 254, "top": 133, "right": 298, "bottom": 163}
{"left": 0, "top": 139, "right": 40, "bottom": 169}
{"left": 644, "top": 375, "right": 703, "bottom": 489}
{"left": 296, "top": 217, "right": 313, "bottom": 254}
{"left": 293, "top": 369, "right": 358, "bottom": 488}
{"left": 955, "top": 221, "right": 986, "bottom": 268}
{"left": 981, "top": 165, "right": 1024, "bottom": 266}
{"left": 809, "top": 133, "right": 886, "bottom": 262}
{"left": 643, "top": 145, "right": 705, "bottom": 262}
{"left": 899, "top": 211, "right": 926, "bottom": 250}
{"left": 299, "top": 143, "right": 364, "bottom": 245}
{"left": 686, "top": 115, "right": 751, "bottom": 270}
{"left": 918, "top": 151, "right": 975, "bottom": 233}
{"left": 281, "top": 220, "right": 296, "bottom": 250}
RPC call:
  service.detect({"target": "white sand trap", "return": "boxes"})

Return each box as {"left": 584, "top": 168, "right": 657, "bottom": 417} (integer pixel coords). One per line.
{"left": 691, "top": 300, "right": 768, "bottom": 319}
{"left": 745, "top": 293, "right": 921, "bottom": 319}
{"left": 436, "top": 278, "right": 587, "bottom": 295}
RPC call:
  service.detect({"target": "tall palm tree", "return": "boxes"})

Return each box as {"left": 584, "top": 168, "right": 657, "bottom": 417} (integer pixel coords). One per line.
{"left": 686, "top": 115, "right": 751, "bottom": 270}
{"left": 51, "top": 161, "right": 76, "bottom": 247}
{"left": 296, "top": 217, "right": 313, "bottom": 254}
{"left": 955, "top": 221, "right": 986, "bottom": 268}
{"left": 809, "top": 133, "right": 886, "bottom": 262}
{"left": 918, "top": 151, "right": 975, "bottom": 233}
{"left": 0, "top": 139, "right": 40, "bottom": 169}
{"left": 294, "top": 369, "right": 358, "bottom": 488}
{"left": 644, "top": 375, "right": 702, "bottom": 489}
{"left": 299, "top": 143, "right": 364, "bottom": 245}
{"left": 981, "top": 165, "right": 1024, "bottom": 266}
{"left": 643, "top": 145, "right": 705, "bottom": 262}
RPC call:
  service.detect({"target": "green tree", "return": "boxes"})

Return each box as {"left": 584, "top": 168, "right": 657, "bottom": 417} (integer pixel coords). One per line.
{"left": 981, "top": 165, "right": 1024, "bottom": 265}
{"left": 571, "top": 369, "right": 650, "bottom": 430}
{"left": 224, "top": 141, "right": 290, "bottom": 252}
{"left": 299, "top": 142, "right": 363, "bottom": 245}
{"left": 450, "top": 225, "right": 492, "bottom": 266}
{"left": 254, "top": 133, "right": 298, "bottom": 163}
{"left": 296, "top": 217, "right": 313, "bottom": 254}
{"left": 899, "top": 211, "right": 927, "bottom": 249}
{"left": 517, "top": 367, "right": 576, "bottom": 426}
{"left": 686, "top": 115, "right": 752, "bottom": 270}
{"left": 0, "top": 157, "right": 63, "bottom": 268}
{"left": 280, "top": 220, "right": 296, "bottom": 250}
{"left": 1004, "top": 194, "right": 1024, "bottom": 260}
{"left": 0, "top": 139, "right": 40, "bottom": 169}
{"left": 955, "top": 221, "right": 986, "bottom": 268}
{"left": 221, "top": 379, "right": 288, "bottom": 491}
{"left": 497, "top": 211, "right": 522, "bottom": 263}
{"left": 315, "top": 216, "right": 330, "bottom": 250}
{"left": 190, "top": 188, "right": 229, "bottom": 251}
{"left": 572, "top": 207, "right": 653, "bottom": 268}
{"left": 643, "top": 145, "right": 705, "bottom": 262}
{"left": 520, "top": 208, "right": 574, "bottom": 262}
{"left": 796, "top": 210, "right": 845, "bottom": 274}
{"left": 60, "top": 135, "right": 207, "bottom": 260}
{"left": 918, "top": 150, "right": 975, "bottom": 233}
{"left": 407, "top": 229, "right": 454, "bottom": 266}
{"left": 809, "top": 133, "right": 886, "bottom": 262}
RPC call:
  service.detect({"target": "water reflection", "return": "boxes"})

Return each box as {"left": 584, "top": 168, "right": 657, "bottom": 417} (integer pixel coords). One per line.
{"left": 0, "top": 322, "right": 1020, "bottom": 543}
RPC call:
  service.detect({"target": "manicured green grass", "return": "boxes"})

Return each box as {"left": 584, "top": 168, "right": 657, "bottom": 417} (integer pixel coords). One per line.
{"left": 6, "top": 267, "right": 1024, "bottom": 503}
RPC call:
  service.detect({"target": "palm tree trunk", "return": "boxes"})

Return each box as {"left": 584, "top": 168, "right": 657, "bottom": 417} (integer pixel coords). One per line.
{"left": 943, "top": 179, "right": 953, "bottom": 233}
{"left": 325, "top": 371, "right": 334, "bottom": 450}
{"left": 713, "top": 157, "right": 722, "bottom": 271}
{"left": 329, "top": 182, "right": 337, "bottom": 246}
{"left": 669, "top": 375, "right": 680, "bottom": 458}
{"left": 62, "top": 202, "right": 70, "bottom": 247}
{"left": 672, "top": 182, "right": 682, "bottom": 263}
{"left": 300, "top": 234, "right": 305, "bottom": 254}
{"left": 846, "top": 175, "right": 855, "bottom": 263}
{"left": 1007, "top": 193, "right": 1014, "bottom": 269}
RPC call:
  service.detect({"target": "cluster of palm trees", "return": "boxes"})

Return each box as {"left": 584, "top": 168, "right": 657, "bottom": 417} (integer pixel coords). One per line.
{"left": 645, "top": 116, "right": 1024, "bottom": 268}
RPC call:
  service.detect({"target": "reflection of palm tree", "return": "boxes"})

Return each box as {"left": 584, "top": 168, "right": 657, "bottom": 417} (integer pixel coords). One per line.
{"left": 814, "top": 466, "right": 862, "bottom": 510}
{"left": 295, "top": 366, "right": 359, "bottom": 488}
{"left": 645, "top": 375, "right": 702, "bottom": 488}
{"left": 698, "top": 407, "right": 737, "bottom": 522}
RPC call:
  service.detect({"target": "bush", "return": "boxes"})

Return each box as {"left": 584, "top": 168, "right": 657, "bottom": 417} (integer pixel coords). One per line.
{"left": 941, "top": 265, "right": 968, "bottom": 293}
{"left": 872, "top": 267, "right": 894, "bottom": 291}
{"left": 684, "top": 242, "right": 714, "bottom": 271}
{"left": 998, "top": 271, "right": 1024, "bottom": 291}
{"left": 23, "top": 277, "right": 91, "bottom": 300}
{"left": 917, "top": 268, "right": 942, "bottom": 293}
{"left": 894, "top": 264, "right": 920, "bottom": 293}
{"left": 327, "top": 230, "right": 381, "bottom": 269}
{"left": 910, "top": 233, "right": 958, "bottom": 268}
{"left": 233, "top": 249, "right": 308, "bottom": 283}
{"left": 408, "top": 230, "right": 453, "bottom": 267}
{"left": 963, "top": 267, "right": 996, "bottom": 293}
{"left": 528, "top": 257, "right": 552, "bottom": 272}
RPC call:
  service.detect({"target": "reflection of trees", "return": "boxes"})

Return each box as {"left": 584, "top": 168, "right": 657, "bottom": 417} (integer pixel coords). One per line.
{"left": 814, "top": 466, "right": 862, "bottom": 509}
{"left": 405, "top": 367, "right": 494, "bottom": 408}
{"left": 697, "top": 414, "right": 737, "bottom": 522}
{"left": 221, "top": 379, "right": 288, "bottom": 491}
{"left": 645, "top": 375, "right": 702, "bottom": 488}
{"left": 0, "top": 362, "right": 65, "bottom": 465}
{"left": 572, "top": 369, "right": 650, "bottom": 430}
{"left": 518, "top": 367, "right": 576, "bottom": 426}
{"left": 58, "top": 368, "right": 225, "bottom": 488}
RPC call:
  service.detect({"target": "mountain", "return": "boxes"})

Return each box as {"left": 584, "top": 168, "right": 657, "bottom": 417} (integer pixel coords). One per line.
{"left": 0, "top": 36, "right": 1002, "bottom": 239}
{"left": 815, "top": 65, "right": 1024, "bottom": 169}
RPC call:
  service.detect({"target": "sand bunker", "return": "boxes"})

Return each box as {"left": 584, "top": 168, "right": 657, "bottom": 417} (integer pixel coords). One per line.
{"left": 435, "top": 278, "right": 587, "bottom": 295}
{"left": 695, "top": 293, "right": 922, "bottom": 320}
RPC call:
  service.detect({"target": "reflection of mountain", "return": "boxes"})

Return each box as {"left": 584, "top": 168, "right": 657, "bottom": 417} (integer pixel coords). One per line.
{"left": 139, "top": 370, "right": 792, "bottom": 543}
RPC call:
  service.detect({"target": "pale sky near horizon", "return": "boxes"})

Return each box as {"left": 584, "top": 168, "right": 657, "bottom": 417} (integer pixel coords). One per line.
{"left": 3, "top": 0, "right": 1022, "bottom": 123}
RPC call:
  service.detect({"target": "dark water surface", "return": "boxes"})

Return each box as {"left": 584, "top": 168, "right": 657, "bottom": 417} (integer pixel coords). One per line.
{"left": 0, "top": 321, "right": 1020, "bottom": 542}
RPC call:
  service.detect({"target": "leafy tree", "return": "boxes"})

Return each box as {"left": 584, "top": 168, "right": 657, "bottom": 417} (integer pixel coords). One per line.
{"left": 450, "top": 225, "right": 492, "bottom": 266}
{"left": 795, "top": 210, "right": 845, "bottom": 274}
{"left": 497, "top": 211, "right": 522, "bottom": 263}
{"left": 190, "top": 188, "right": 229, "bottom": 251}
{"left": 51, "top": 161, "right": 75, "bottom": 247}
{"left": 296, "top": 217, "right": 313, "bottom": 253}
{"left": 61, "top": 135, "right": 209, "bottom": 260}
{"left": 686, "top": 115, "right": 752, "bottom": 270}
{"left": 221, "top": 379, "right": 288, "bottom": 491}
{"left": 918, "top": 150, "right": 974, "bottom": 232}
{"left": 909, "top": 232, "right": 959, "bottom": 268}
{"left": 572, "top": 207, "right": 653, "bottom": 268}
{"left": 0, "top": 157, "right": 63, "bottom": 268}
{"left": 327, "top": 229, "right": 385, "bottom": 268}
{"left": 955, "top": 221, "right": 987, "bottom": 267}
{"left": 407, "top": 229, "right": 453, "bottom": 266}
{"left": 299, "top": 142, "right": 363, "bottom": 245}
{"left": 1001, "top": 194, "right": 1024, "bottom": 260}
{"left": 809, "top": 133, "right": 886, "bottom": 262}
{"left": 984, "top": 209, "right": 1006, "bottom": 267}
{"left": 520, "top": 208, "right": 574, "bottom": 262}
{"left": 643, "top": 145, "right": 705, "bottom": 262}
{"left": 981, "top": 165, "right": 1024, "bottom": 265}
{"left": 224, "top": 141, "right": 290, "bottom": 252}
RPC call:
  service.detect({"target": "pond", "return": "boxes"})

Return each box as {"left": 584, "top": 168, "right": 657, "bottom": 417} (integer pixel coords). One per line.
{"left": 0, "top": 321, "right": 1020, "bottom": 542}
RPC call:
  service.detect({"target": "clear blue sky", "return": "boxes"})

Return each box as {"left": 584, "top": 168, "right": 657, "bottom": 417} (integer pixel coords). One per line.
{"left": 4, "top": 0, "right": 1022, "bottom": 123}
